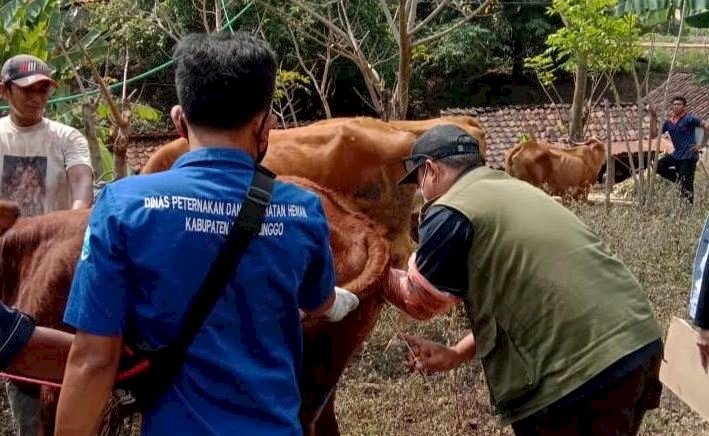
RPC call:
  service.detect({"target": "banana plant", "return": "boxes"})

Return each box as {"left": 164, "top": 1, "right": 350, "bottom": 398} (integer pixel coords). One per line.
{"left": 616, "top": 0, "right": 709, "bottom": 27}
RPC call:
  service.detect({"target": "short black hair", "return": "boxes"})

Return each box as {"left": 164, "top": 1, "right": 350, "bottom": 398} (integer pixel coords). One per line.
{"left": 173, "top": 31, "right": 277, "bottom": 130}
{"left": 673, "top": 96, "right": 687, "bottom": 105}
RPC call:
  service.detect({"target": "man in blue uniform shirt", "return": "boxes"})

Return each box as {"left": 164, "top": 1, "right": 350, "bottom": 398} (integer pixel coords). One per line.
{"left": 55, "top": 31, "right": 358, "bottom": 435}
{"left": 658, "top": 95, "right": 709, "bottom": 204}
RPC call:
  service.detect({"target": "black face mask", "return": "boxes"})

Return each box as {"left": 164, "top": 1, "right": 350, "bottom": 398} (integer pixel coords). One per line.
{"left": 254, "top": 112, "right": 270, "bottom": 164}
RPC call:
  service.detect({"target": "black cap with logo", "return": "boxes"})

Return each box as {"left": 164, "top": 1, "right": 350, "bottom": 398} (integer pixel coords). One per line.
{"left": 1, "top": 54, "right": 57, "bottom": 88}
{"left": 398, "top": 124, "right": 482, "bottom": 185}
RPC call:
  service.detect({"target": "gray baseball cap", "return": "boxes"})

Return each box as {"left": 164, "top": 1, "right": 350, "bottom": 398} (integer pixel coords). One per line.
{"left": 398, "top": 124, "right": 482, "bottom": 185}
{"left": 1, "top": 54, "right": 57, "bottom": 88}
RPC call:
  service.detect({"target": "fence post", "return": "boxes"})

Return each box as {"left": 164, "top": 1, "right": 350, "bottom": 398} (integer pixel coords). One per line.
{"left": 605, "top": 98, "right": 613, "bottom": 207}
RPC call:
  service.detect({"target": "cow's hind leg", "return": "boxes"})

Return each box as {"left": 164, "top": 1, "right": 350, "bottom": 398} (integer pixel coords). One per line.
{"left": 5, "top": 381, "right": 41, "bottom": 436}
{"left": 311, "top": 392, "right": 340, "bottom": 436}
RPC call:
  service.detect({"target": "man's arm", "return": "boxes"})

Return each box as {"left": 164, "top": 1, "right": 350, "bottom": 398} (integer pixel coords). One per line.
{"left": 55, "top": 332, "right": 122, "bottom": 435}
{"left": 0, "top": 302, "right": 73, "bottom": 381}
{"left": 63, "top": 127, "right": 93, "bottom": 209}
{"left": 382, "top": 206, "right": 472, "bottom": 320}
{"left": 67, "top": 164, "right": 93, "bottom": 210}
{"left": 6, "top": 326, "right": 73, "bottom": 382}
{"left": 700, "top": 120, "right": 709, "bottom": 148}
{"left": 401, "top": 333, "right": 476, "bottom": 374}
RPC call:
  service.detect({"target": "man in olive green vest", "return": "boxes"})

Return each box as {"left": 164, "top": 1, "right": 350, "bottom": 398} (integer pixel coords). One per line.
{"left": 384, "top": 124, "right": 664, "bottom": 435}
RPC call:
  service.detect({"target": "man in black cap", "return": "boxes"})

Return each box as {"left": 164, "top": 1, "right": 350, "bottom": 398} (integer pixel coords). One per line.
{"left": 384, "top": 124, "right": 665, "bottom": 435}
{"left": 0, "top": 54, "right": 93, "bottom": 435}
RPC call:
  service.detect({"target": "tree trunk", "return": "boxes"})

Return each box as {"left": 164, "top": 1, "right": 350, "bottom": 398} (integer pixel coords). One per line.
{"left": 82, "top": 102, "right": 103, "bottom": 178}
{"left": 392, "top": 0, "right": 412, "bottom": 121}
{"left": 215, "top": 0, "right": 222, "bottom": 31}
{"left": 632, "top": 66, "right": 646, "bottom": 202}
{"left": 569, "top": 58, "right": 588, "bottom": 141}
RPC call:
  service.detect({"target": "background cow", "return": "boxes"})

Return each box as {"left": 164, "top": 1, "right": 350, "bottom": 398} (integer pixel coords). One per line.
{"left": 0, "top": 176, "right": 391, "bottom": 436}
{"left": 504, "top": 137, "right": 606, "bottom": 201}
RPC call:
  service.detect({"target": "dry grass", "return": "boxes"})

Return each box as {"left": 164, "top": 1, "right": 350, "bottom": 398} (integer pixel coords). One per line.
{"left": 336, "top": 175, "right": 709, "bottom": 436}
{"left": 3, "top": 176, "right": 709, "bottom": 435}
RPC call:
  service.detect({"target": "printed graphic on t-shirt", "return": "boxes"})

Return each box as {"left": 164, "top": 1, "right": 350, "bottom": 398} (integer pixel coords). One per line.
{"left": 1, "top": 155, "right": 47, "bottom": 216}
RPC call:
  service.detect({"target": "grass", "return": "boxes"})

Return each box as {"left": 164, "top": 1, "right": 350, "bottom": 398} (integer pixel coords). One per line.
{"left": 335, "top": 174, "right": 709, "bottom": 436}
{"left": 3, "top": 175, "right": 709, "bottom": 435}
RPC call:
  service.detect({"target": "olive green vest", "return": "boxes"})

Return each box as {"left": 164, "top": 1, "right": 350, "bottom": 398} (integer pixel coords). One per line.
{"left": 432, "top": 167, "right": 662, "bottom": 424}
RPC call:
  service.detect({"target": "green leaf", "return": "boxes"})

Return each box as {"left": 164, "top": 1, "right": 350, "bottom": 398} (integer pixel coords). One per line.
{"left": 132, "top": 103, "right": 161, "bottom": 122}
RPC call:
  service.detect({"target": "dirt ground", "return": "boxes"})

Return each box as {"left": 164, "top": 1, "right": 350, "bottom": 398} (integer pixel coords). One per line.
{"left": 2, "top": 179, "right": 709, "bottom": 435}
{"left": 334, "top": 179, "right": 709, "bottom": 436}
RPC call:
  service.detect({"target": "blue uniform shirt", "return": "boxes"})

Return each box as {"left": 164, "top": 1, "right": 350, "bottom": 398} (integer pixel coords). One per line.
{"left": 663, "top": 113, "right": 702, "bottom": 160}
{"left": 64, "top": 147, "right": 335, "bottom": 435}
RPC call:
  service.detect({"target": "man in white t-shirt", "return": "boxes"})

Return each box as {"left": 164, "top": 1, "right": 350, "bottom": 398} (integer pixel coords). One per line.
{"left": 0, "top": 54, "right": 93, "bottom": 435}
{"left": 0, "top": 54, "right": 93, "bottom": 216}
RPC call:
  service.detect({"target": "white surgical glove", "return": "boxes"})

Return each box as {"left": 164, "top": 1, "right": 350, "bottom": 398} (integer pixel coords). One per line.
{"left": 324, "top": 286, "right": 359, "bottom": 322}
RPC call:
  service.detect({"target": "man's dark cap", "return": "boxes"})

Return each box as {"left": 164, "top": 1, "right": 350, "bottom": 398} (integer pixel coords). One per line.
{"left": 398, "top": 124, "right": 482, "bottom": 185}
{"left": 1, "top": 54, "right": 57, "bottom": 88}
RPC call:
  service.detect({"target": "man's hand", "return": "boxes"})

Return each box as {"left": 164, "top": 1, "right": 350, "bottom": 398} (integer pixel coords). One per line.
{"left": 697, "top": 328, "right": 709, "bottom": 371}
{"left": 323, "top": 287, "right": 359, "bottom": 322}
{"left": 691, "top": 144, "right": 704, "bottom": 154}
{"left": 400, "top": 333, "right": 475, "bottom": 375}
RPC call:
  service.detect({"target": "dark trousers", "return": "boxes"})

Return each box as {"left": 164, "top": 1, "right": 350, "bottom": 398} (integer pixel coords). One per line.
{"left": 657, "top": 154, "right": 697, "bottom": 204}
{"left": 511, "top": 340, "right": 663, "bottom": 436}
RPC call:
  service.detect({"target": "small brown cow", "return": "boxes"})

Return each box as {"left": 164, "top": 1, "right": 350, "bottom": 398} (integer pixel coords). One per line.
{"left": 0, "top": 176, "right": 391, "bottom": 436}
{"left": 505, "top": 138, "right": 606, "bottom": 201}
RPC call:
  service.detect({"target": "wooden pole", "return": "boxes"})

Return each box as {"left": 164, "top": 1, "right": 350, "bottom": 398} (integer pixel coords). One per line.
{"left": 605, "top": 98, "right": 613, "bottom": 207}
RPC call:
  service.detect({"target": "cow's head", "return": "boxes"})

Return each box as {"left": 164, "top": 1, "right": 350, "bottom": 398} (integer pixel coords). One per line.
{"left": 571, "top": 137, "right": 606, "bottom": 169}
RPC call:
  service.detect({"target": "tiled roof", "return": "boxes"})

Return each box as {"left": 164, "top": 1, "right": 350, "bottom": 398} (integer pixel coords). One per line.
{"left": 644, "top": 72, "right": 709, "bottom": 120}
{"left": 126, "top": 132, "right": 179, "bottom": 173}
{"left": 441, "top": 104, "right": 668, "bottom": 169}
{"left": 125, "top": 107, "right": 672, "bottom": 174}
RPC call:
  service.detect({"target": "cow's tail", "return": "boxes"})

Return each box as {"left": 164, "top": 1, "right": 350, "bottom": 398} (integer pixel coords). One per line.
{"left": 0, "top": 201, "right": 19, "bottom": 236}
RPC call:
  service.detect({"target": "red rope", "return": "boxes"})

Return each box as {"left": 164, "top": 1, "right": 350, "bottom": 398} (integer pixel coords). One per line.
{"left": 0, "top": 358, "right": 150, "bottom": 389}
{"left": 0, "top": 372, "right": 62, "bottom": 389}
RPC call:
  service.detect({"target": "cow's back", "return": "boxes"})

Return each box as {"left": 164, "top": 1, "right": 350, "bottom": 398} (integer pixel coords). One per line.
{"left": 0, "top": 208, "right": 89, "bottom": 329}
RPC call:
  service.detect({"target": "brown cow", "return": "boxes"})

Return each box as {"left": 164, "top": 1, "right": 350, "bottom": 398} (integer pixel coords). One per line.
{"left": 504, "top": 138, "right": 606, "bottom": 201}
{"left": 308, "top": 115, "right": 486, "bottom": 155}
{"left": 141, "top": 116, "right": 486, "bottom": 267}
{"left": 142, "top": 118, "right": 416, "bottom": 267}
{"left": 0, "top": 176, "right": 390, "bottom": 436}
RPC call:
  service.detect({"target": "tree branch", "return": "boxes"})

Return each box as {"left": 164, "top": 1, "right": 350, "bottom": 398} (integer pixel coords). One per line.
{"left": 267, "top": 0, "right": 351, "bottom": 42}
{"left": 378, "top": 0, "right": 399, "bottom": 48}
{"left": 77, "top": 40, "right": 128, "bottom": 129}
{"left": 413, "top": 0, "right": 492, "bottom": 47}
{"left": 410, "top": 0, "right": 447, "bottom": 36}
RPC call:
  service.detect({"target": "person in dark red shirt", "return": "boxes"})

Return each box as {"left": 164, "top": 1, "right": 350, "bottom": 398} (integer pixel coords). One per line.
{"left": 658, "top": 95, "right": 709, "bottom": 204}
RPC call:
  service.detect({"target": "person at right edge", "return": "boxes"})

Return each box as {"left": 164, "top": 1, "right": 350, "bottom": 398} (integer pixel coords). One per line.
{"left": 689, "top": 212, "right": 709, "bottom": 371}
{"left": 384, "top": 124, "right": 665, "bottom": 435}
